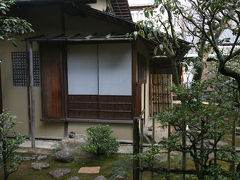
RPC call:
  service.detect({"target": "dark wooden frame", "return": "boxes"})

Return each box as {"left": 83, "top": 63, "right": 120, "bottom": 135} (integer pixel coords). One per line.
{"left": 40, "top": 41, "right": 138, "bottom": 124}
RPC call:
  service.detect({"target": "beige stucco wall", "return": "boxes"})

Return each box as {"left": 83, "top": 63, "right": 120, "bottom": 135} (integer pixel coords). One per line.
{"left": 0, "top": 39, "right": 133, "bottom": 140}
{"left": 0, "top": 5, "right": 133, "bottom": 140}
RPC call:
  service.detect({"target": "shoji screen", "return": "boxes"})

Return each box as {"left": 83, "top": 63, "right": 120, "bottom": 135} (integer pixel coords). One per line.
{"left": 98, "top": 43, "right": 132, "bottom": 95}
{"left": 67, "top": 44, "right": 98, "bottom": 95}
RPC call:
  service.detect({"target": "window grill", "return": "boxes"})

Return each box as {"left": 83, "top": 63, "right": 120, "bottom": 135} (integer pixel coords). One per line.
{"left": 12, "top": 52, "right": 40, "bottom": 87}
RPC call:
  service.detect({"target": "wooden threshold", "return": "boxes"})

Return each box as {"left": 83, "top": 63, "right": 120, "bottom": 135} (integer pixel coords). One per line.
{"left": 41, "top": 118, "right": 133, "bottom": 124}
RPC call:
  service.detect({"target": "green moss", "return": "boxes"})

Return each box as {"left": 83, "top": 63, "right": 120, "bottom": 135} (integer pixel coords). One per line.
{"left": 0, "top": 150, "right": 238, "bottom": 180}
{"left": 0, "top": 154, "right": 133, "bottom": 180}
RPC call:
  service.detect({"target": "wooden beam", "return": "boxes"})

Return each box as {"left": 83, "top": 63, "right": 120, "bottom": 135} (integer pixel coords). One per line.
{"left": 28, "top": 41, "right": 36, "bottom": 148}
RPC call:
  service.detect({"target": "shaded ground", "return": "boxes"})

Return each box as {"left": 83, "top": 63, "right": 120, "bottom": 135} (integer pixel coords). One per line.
{"left": 0, "top": 154, "right": 131, "bottom": 180}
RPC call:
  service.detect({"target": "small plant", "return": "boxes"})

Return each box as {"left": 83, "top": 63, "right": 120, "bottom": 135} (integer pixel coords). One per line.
{"left": 0, "top": 113, "right": 25, "bottom": 180}
{"left": 81, "top": 125, "right": 120, "bottom": 156}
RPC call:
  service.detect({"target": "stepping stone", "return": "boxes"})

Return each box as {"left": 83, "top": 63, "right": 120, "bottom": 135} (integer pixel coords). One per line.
{"left": 68, "top": 176, "right": 80, "bottom": 180}
{"left": 31, "top": 162, "right": 50, "bottom": 170}
{"left": 49, "top": 168, "right": 71, "bottom": 178}
{"left": 115, "top": 171, "right": 129, "bottom": 179}
{"left": 55, "top": 150, "right": 74, "bottom": 163}
{"left": 94, "top": 176, "right": 107, "bottom": 180}
{"left": 37, "top": 155, "right": 48, "bottom": 161}
{"left": 78, "top": 166, "right": 100, "bottom": 174}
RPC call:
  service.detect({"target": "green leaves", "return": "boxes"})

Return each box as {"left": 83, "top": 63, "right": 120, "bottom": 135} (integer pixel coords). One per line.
{"left": 0, "top": 0, "right": 33, "bottom": 43}
{"left": 156, "top": 80, "right": 237, "bottom": 178}
{"left": 81, "top": 125, "right": 120, "bottom": 156}
{"left": 0, "top": 112, "right": 25, "bottom": 180}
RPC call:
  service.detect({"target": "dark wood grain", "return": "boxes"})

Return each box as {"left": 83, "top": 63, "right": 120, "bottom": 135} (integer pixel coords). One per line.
{"left": 68, "top": 95, "right": 132, "bottom": 120}
{"left": 40, "top": 43, "right": 63, "bottom": 119}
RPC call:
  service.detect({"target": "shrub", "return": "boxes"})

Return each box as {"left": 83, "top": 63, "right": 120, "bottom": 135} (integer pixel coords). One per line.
{"left": 0, "top": 113, "right": 25, "bottom": 180}
{"left": 81, "top": 125, "right": 120, "bottom": 156}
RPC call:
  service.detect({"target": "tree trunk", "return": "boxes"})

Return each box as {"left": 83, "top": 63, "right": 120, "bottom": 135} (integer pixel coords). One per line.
{"left": 171, "top": 56, "right": 180, "bottom": 86}
{"left": 193, "top": 51, "right": 212, "bottom": 82}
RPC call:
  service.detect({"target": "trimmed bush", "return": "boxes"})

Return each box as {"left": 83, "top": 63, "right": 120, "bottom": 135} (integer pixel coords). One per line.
{"left": 81, "top": 125, "right": 119, "bottom": 156}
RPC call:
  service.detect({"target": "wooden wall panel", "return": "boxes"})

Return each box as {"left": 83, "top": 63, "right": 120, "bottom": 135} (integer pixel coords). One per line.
{"left": 40, "top": 43, "right": 63, "bottom": 119}
{"left": 150, "top": 74, "right": 173, "bottom": 116}
{"left": 68, "top": 95, "right": 98, "bottom": 119}
{"left": 68, "top": 95, "right": 132, "bottom": 120}
{"left": 99, "top": 95, "right": 132, "bottom": 120}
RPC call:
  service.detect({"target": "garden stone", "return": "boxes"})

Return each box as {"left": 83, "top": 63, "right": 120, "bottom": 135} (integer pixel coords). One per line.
{"left": 69, "top": 132, "right": 76, "bottom": 138}
{"left": 23, "top": 156, "right": 33, "bottom": 161}
{"left": 154, "top": 155, "right": 165, "bottom": 161}
{"left": 68, "top": 176, "right": 80, "bottom": 180}
{"left": 61, "top": 134, "right": 93, "bottom": 158}
{"left": 55, "top": 150, "right": 73, "bottom": 163}
{"left": 115, "top": 171, "right": 129, "bottom": 179}
{"left": 94, "top": 176, "right": 107, "bottom": 180}
{"left": 31, "top": 162, "right": 50, "bottom": 170}
{"left": 49, "top": 168, "right": 71, "bottom": 178}
{"left": 37, "top": 154, "right": 48, "bottom": 161}
{"left": 217, "top": 141, "right": 228, "bottom": 147}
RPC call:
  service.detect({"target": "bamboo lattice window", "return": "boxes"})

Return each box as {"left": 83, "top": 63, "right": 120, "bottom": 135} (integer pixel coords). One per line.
{"left": 12, "top": 52, "right": 40, "bottom": 87}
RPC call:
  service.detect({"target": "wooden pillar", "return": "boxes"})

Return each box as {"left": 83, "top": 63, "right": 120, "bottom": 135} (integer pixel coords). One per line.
{"left": 0, "top": 63, "right": 2, "bottom": 114}
{"left": 28, "top": 41, "right": 35, "bottom": 148}
{"left": 133, "top": 117, "right": 140, "bottom": 180}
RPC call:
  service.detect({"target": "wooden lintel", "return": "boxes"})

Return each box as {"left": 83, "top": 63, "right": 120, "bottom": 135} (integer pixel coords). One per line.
{"left": 41, "top": 118, "right": 133, "bottom": 124}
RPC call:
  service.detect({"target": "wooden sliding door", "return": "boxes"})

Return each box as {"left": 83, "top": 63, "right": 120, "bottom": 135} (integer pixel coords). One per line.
{"left": 67, "top": 43, "right": 133, "bottom": 121}
{"left": 40, "top": 43, "right": 65, "bottom": 120}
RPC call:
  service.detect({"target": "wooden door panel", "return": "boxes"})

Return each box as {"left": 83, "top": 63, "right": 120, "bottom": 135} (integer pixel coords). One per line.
{"left": 40, "top": 43, "right": 63, "bottom": 119}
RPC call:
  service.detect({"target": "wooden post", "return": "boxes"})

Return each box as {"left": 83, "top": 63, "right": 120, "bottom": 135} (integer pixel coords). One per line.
{"left": 64, "top": 122, "right": 68, "bottom": 138}
{"left": 133, "top": 117, "right": 140, "bottom": 180}
{"left": 168, "top": 123, "right": 171, "bottom": 174}
{"left": 140, "top": 117, "right": 144, "bottom": 180}
{"left": 28, "top": 41, "right": 35, "bottom": 148}
{"left": 140, "top": 118, "right": 143, "bottom": 153}
{"left": 230, "top": 114, "right": 237, "bottom": 175}
{"left": 0, "top": 63, "right": 2, "bottom": 114}
{"left": 152, "top": 116, "right": 155, "bottom": 180}
{"left": 182, "top": 121, "right": 186, "bottom": 180}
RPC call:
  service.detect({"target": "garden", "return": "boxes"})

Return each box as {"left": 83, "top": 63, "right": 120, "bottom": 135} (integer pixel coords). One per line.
{"left": 1, "top": 0, "right": 240, "bottom": 179}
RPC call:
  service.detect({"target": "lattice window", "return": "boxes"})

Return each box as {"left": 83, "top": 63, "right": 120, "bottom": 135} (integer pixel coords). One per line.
{"left": 12, "top": 52, "right": 40, "bottom": 87}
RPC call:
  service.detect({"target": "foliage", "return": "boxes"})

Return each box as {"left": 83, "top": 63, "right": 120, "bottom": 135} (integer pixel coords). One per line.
{"left": 0, "top": 113, "right": 25, "bottom": 180}
{"left": 81, "top": 125, "right": 120, "bottom": 156}
{"left": 0, "top": 0, "right": 33, "bottom": 43}
{"left": 135, "top": 0, "right": 190, "bottom": 85}
{"left": 137, "top": 0, "right": 240, "bottom": 84}
{"left": 156, "top": 80, "right": 238, "bottom": 179}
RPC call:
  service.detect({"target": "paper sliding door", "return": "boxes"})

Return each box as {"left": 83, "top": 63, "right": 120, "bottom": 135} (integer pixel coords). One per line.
{"left": 67, "top": 43, "right": 132, "bottom": 120}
